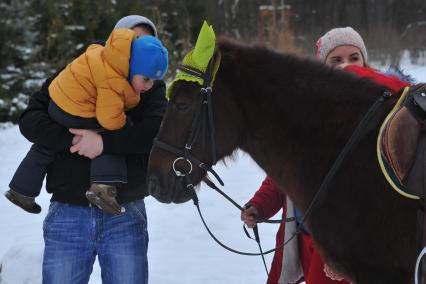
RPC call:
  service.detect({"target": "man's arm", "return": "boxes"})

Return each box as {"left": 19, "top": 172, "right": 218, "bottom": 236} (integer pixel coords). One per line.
{"left": 19, "top": 71, "right": 74, "bottom": 151}
{"left": 100, "top": 80, "right": 167, "bottom": 155}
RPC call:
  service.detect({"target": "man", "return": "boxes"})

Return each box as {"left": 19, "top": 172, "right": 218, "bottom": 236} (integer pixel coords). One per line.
{"left": 18, "top": 15, "right": 167, "bottom": 283}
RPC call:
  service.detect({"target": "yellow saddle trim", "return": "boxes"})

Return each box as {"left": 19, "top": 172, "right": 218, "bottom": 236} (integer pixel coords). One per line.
{"left": 376, "top": 87, "right": 420, "bottom": 200}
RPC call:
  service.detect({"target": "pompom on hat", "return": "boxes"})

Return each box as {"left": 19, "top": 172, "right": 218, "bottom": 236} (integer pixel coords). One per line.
{"left": 316, "top": 27, "right": 368, "bottom": 62}
{"left": 129, "top": 35, "right": 168, "bottom": 81}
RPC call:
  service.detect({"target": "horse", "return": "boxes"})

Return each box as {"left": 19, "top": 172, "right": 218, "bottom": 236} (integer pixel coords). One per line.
{"left": 147, "top": 36, "right": 418, "bottom": 283}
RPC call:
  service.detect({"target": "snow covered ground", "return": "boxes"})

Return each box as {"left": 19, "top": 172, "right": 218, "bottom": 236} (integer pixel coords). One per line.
{"left": 0, "top": 126, "right": 275, "bottom": 284}
{"left": 0, "top": 53, "right": 425, "bottom": 283}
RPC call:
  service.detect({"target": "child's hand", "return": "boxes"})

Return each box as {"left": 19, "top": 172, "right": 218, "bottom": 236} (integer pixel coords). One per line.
{"left": 69, "top": 129, "right": 103, "bottom": 159}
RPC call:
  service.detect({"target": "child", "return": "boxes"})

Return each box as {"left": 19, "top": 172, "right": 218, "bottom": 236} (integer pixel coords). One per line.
{"left": 5, "top": 28, "right": 168, "bottom": 215}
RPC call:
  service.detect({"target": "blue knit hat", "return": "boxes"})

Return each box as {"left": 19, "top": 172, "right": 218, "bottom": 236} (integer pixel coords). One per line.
{"left": 129, "top": 35, "right": 168, "bottom": 81}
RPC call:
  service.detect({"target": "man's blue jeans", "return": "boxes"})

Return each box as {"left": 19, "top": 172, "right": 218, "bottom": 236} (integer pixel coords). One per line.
{"left": 42, "top": 200, "right": 148, "bottom": 284}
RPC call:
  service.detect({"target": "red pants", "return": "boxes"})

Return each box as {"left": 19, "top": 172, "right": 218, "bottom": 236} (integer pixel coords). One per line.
{"left": 299, "top": 233, "right": 350, "bottom": 284}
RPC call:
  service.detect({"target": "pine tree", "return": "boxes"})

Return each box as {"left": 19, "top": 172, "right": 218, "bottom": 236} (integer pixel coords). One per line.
{"left": 0, "top": 0, "right": 30, "bottom": 122}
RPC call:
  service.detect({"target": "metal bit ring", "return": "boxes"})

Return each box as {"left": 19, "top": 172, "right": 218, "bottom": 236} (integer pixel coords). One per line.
{"left": 172, "top": 157, "right": 193, "bottom": 177}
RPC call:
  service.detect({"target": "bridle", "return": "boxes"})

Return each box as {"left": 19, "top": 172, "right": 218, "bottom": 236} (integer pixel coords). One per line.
{"left": 153, "top": 52, "right": 289, "bottom": 274}
{"left": 153, "top": 52, "right": 224, "bottom": 189}
{"left": 153, "top": 50, "right": 392, "bottom": 275}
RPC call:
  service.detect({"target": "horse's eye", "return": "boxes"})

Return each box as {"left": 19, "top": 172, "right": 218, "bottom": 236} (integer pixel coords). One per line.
{"left": 175, "top": 102, "right": 189, "bottom": 112}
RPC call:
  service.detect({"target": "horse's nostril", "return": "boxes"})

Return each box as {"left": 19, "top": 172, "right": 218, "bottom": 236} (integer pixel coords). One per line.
{"left": 147, "top": 175, "right": 174, "bottom": 204}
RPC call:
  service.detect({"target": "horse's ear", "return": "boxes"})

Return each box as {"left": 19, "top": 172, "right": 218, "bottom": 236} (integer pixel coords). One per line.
{"left": 192, "top": 21, "right": 216, "bottom": 70}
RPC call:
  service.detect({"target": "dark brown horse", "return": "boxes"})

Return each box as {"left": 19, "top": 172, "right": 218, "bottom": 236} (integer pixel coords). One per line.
{"left": 147, "top": 37, "right": 418, "bottom": 283}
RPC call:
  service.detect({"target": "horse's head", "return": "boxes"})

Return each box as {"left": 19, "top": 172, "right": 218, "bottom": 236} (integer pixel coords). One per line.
{"left": 148, "top": 22, "right": 242, "bottom": 203}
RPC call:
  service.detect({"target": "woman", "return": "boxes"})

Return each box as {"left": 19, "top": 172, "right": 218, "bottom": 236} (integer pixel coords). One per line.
{"left": 241, "top": 27, "right": 410, "bottom": 284}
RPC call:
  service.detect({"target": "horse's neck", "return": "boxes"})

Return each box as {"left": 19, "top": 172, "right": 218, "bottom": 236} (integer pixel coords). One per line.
{"left": 219, "top": 50, "right": 382, "bottom": 209}
{"left": 239, "top": 91, "right": 342, "bottom": 208}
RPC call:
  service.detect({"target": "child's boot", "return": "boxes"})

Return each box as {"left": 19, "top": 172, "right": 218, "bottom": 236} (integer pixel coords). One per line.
{"left": 85, "top": 184, "right": 125, "bottom": 215}
{"left": 4, "top": 189, "right": 42, "bottom": 214}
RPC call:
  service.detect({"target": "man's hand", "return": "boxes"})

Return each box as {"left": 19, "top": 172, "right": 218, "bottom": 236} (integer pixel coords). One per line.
{"left": 241, "top": 205, "right": 259, "bottom": 228}
{"left": 69, "top": 128, "right": 103, "bottom": 159}
{"left": 72, "top": 134, "right": 82, "bottom": 145}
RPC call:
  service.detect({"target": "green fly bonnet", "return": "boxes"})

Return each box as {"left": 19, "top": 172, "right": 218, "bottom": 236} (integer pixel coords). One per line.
{"left": 166, "top": 21, "right": 221, "bottom": 98}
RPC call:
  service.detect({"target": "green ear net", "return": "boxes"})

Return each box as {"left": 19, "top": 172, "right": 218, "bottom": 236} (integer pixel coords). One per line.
{"left": 166, "top": 20, "right": 221, "bottom": 99}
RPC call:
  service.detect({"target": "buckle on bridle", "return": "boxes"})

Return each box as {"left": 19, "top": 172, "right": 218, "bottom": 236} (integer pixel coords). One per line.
{"left": 172, "top": 157, "right": 193, "bottom": 177}
{"left": 201, "top": 87, "right": 212, "bottom": 94}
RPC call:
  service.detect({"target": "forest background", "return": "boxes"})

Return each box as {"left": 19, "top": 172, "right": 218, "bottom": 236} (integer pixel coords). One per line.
{"left": 0, "top": 0, "right": 425, "bottom": 122}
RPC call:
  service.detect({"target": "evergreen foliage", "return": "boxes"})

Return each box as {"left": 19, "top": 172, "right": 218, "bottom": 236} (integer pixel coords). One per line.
{"left": 0, "top": 0, "right": 425, "bottom": 122}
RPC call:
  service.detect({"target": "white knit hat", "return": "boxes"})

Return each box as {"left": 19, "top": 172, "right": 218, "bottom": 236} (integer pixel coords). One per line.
{"left": 114, "top": 15, "right": 158, "bottom": 37}
{"left": 316, "top": 27, "right": 367, "bottom": 62}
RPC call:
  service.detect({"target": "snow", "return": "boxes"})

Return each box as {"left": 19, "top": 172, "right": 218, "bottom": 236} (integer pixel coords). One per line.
{"left": 0, "top": 125, "right": 276, "bottom": 284}
{"left": 23, "top": 78, "right": 45, "bottom": 89}
{"left": 65, "top": 25, "right": 86, "bottom": 31}
{"left": 0, "top": 57, "right": 425, "bottom": 283}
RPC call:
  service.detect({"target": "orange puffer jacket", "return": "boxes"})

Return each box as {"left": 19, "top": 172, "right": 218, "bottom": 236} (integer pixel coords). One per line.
{"left": 49, "top": 29, "right": 140, "bottom": 130}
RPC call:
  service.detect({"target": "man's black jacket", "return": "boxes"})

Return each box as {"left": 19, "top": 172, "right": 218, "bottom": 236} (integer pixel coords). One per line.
{"left": 18, "top": 73, "right": 167, "bottom": 205}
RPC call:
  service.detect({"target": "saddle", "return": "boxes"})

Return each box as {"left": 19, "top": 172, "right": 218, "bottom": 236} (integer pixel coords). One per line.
{"left": 379, "top": 83, "right": 426, "bottom": 284}
{"left": 378, "top": 83, "right": 426, "bottom": 200}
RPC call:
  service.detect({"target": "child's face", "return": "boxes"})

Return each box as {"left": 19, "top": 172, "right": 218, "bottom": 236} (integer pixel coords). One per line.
{"left": 131, "top": 75, "right": 154, "bottom": 94}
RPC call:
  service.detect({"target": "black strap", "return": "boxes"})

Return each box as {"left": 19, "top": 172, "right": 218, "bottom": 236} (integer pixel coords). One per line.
{"left": 185, "top": 174, "right": 298, "bottom": 259}
{"left": 202, "top": 177, "right": 294, "bottom": 224}
{"left": 206, "top": 91, "right": 217, "bottom": 164}
{"left": 154, "top": 139, "right": 225, "bottom": 186}
{"left": 253, "top": 226, "right": 269, "bottom": 275}
{"left": 185, "top": 94, "right": 206, "bottom": 148}
{"left": 190, "top": 186, "right": 299, "bottom": 256}
{"left": 177, "top": 65, "right": 206, "bottom": 80}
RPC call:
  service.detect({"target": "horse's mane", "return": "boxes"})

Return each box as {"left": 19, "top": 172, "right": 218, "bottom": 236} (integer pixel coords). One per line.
{"left": 215, "top": 36, "right": 386, "bottom": 108}
{"left": 213, "top": 36, "right": 393, "bottom": 195}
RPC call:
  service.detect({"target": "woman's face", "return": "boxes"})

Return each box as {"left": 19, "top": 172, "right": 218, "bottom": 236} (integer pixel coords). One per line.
{"left": 325, "top": 45, "right": 365, "bottom": 68}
